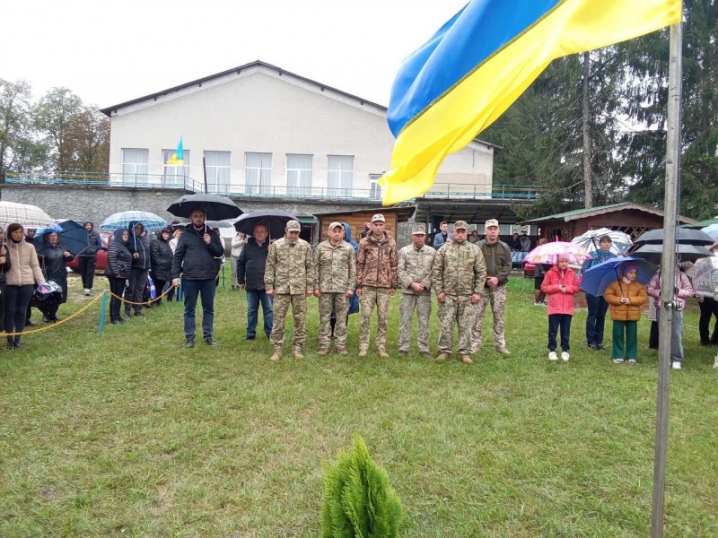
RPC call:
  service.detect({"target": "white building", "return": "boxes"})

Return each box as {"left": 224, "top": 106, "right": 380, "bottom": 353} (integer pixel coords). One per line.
{"left": 101, "top": 61, "right": 497, "bottom": 201}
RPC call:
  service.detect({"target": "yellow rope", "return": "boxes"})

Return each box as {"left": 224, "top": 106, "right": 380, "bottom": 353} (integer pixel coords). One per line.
{"left": 0, "top": 293, "right": 106, "bottom": 337}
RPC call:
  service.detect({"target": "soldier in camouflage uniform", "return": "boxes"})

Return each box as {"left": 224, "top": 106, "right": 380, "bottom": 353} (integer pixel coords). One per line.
{"left": 472, "top": 219, "right": 512, "bottom": 355}
{"left": 315, "top": 222, "right": 357, "bottom": 355}
{"left": 356, "top": 214, "right": 399, "bottom": 357}
{"left": 265, "top": 220, "right": 317, "bottom": 360}
{"left": 432, "top": 220, "right": 486, "bottom": 365}
{"left": 398, "top": 224, "right": 436, "bottom": 356}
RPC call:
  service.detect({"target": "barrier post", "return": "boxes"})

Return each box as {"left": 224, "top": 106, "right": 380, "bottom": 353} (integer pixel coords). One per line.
{"left": 178, "top": 277, "right": 183, "bottom": 303}
{"left": 222, "top": 264, "right": 226, "bottom": 288}
{"left": 98, "top": 292, "right": 107, "bottom": 333}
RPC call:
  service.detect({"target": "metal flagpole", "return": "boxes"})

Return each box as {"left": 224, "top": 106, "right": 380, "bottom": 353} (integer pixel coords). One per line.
{"left": 651, "top": 19, "right": 682, "bottom": 538}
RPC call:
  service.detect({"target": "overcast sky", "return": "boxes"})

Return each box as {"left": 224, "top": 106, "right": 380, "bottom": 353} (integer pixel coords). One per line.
{"left": 4, "top": 0, "right": 467, "bottom": 109}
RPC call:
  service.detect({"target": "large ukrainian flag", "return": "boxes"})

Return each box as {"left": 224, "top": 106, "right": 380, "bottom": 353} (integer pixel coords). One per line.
{"left": 380, "top": 0, "right": 682, "bottom": 205}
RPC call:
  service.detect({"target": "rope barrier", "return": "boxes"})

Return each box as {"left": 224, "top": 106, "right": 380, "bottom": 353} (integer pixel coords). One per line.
{"left": 0, "top": 292, "right": 106, "bottom": 337}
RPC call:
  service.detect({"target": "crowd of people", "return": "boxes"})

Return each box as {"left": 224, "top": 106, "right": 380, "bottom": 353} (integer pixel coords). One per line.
{"left": 3, "top": 209, "right": 717, "bottom": 370}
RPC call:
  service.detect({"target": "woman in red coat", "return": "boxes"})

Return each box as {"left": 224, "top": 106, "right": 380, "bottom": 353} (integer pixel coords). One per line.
{"left": 541, "top": 253, "right": 580, "bottom": 361}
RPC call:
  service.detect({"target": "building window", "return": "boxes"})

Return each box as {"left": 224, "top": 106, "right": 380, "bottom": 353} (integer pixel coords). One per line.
{"left": 246, "top": 152, "right": 272, "bottom": 195}
{"left": 121, "top": 148, "right": 149, "bottom": 184}
{"left": 369, "top": 173, "right": 383, "bottom": 199}
{"left": 327, "top": 155, "right": 354, "bottom": 197}
{"left": 205, "top": 151, "right": 231, "bottom": 194}
{"left": 162, "top": 149, "right": 191, "bottom": 187}
{"left": 286, "top": 154, "right": 313, "bottom": 197}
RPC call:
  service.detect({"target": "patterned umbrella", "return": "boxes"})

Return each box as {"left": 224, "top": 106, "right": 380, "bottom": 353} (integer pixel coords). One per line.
{"left": 99, "top": 211, "right": 167, "bottom": 232}
{"left": 525, "top": 241, "right": 592, "bottom": 265}
{"left": 571, "top": 228, "right": 633, "bottom": 256}
{"left": 0, "top": 201, "right": 54, "bottom": 229}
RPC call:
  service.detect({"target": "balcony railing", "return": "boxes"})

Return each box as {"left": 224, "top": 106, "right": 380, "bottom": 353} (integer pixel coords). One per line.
{"left": 4, "top": 171, "right": 542, "bottom": 202}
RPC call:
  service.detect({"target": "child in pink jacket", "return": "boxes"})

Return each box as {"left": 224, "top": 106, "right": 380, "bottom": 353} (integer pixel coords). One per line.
{"left": 541, "top": 253, "right": 580, "bottom": 361}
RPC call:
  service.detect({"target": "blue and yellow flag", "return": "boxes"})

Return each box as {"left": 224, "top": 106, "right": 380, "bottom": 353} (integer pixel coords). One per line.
{"left": 166, "top": 137, "right": 184, "bottom": 166}
{"left": 380, "top": 0, "right": 682, "bottom": 205}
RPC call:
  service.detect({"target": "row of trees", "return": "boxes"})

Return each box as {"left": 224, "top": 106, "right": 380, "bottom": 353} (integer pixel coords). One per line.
{"left": 483, "top": 0, "right": 717, "bottom": 220}
{"left": 0, "top": 83, "right": 109, "bottom": 179}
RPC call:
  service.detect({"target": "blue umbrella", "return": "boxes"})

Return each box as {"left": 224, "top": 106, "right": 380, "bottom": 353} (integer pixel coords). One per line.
{"left": 701, "top": 224, "right": 718, "bottom": 240}
{"left": 579, "top": 256, "right": 658, "bottom": 297}
{"left": 33, "top": 220, "right": 90, "bottom": 256}
{"left": 99, "top": 211, "right": 167, "bottom": 233}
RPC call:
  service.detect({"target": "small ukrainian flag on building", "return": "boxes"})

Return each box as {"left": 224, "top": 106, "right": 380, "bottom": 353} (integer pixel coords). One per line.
{"left": 166, "top": 138, "right": 184, "bottom": 166}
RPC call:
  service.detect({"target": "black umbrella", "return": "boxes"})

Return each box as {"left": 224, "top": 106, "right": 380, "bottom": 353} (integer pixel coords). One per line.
{"left": 635, "top": 228, "right": 714, "bottom": 246}
{"left": 167, "top": 194, "right": 242, "bottom": 221}
{"left": 233, "top": 209, "right": 297, "bottom": 238}
{"left": 631, "top": 243, "right": 713, "bottom": 264}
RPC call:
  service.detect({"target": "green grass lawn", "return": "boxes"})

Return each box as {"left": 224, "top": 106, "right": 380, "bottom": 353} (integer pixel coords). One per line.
{"left": 1, "top": 276, "right": 717, "bottom": 537}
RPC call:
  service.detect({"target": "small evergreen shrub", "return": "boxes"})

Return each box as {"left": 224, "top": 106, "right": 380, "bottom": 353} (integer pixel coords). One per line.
{"left": 321, "top": 434, "right": 403, "bottom": 538}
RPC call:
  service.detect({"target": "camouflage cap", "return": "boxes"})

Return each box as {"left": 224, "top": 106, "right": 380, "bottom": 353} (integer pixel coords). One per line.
{"left": 371, "top": 214, "right": 386, "bottom": 223}
{"left": 411, "top": 224, "right": 426, "bottom": 235}
{"left": 286, "top": 220, "right": 301, "bottom": 231}
{"left": 453, "top": 220, "right": 469, "bottom": 230}
{"left": 328, "top": 221, "right": 344, "bottom": 230}
{"left": 485, "top": 218, "right": 500, "bottom": 228}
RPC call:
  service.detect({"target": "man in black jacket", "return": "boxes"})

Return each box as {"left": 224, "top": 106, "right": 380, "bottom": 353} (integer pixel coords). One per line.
{"left": 79, "top": 221, "right": 106, "bottom": 296}
{"left": 125, "top": 221, "right": 151, "bottom": 317}
{"left": 236, "top": 224, "right": 272, "bottom": 340}
{"left": 172, "top": 208, "right": 224, "bottom": 348}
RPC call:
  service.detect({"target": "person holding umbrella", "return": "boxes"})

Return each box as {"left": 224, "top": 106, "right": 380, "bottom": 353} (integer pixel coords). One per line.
{"left": 580, "top": 235, "right": 617, "bottom": 350}
{"left": 237, "top": 224, "right": 272, "bottom": 340}
{"left": 540, "top": 253, "right": 580, "bottom": 361}
{"left": 171, "top": 208, "right": 224, "bottom": 348}
{"left": 603, "top": 263, "right": 648, "bottom": 364}
{"left": 78, "top": 221, "right": 106, "bottom": 296}
{"left": 36, "top": 230, "right": 75, "bottom": 322}
{"left": 125, "top": 222, "right": 151, "bottom": 318}
{"left": 105, "top": 229, "right": 132, "bottom": 324}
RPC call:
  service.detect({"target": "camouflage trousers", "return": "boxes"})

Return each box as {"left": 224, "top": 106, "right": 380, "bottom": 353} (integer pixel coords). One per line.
{"left": 359, "top": 286, "right": 393, "bottom": 351}
{"left": 399, "top": 294, "right": 432, "bottom": 353}
{"left": 270, "top": 293, "right": 307, "bottom": 349}
{"left": 471, "top": 285, "right": 507, "bottom": 351}
{"left": 318, "top": 292, "right": 350, "bottom": 350}
{"left": 437, "top": 294, "right": 476, "bottom": 355}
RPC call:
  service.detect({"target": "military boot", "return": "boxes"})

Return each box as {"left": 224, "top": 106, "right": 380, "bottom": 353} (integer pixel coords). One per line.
{"left": 358, "top": 348, "right": 368, "bottom": 357}
{"left": 460, "top": 354, "right": 473, "bottom": 365}
{"left": 270, "top": 348, "right": 282, "bottom": 361}
{"left": 434, "top": 353, "right": 449, "bottom": 363}
{"left": 377, "top": 348, "right": 390, "bottom": 358}
{"left": 336, "top": 347, "right": 349, "bottom": 356}
{"left": 317, "top": 348, "right": 330, "bottom": 356}
{"left": 293, "top": 347, "right": 305, "bottom": 359}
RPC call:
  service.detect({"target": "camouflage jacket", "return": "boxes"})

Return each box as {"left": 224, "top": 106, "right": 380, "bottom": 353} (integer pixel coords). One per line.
{"left": 265, "top": 237, "right": 317, "bottom": 294}
{"left": 357, "top": 232, "right": 399, "bottom": 289}
{"left": 432, "top": 240, "right": 487, "bottom": 296}
{"left": 398, "top": 243, "right": 436, "bottom": 295}
{"left": 315, "top": 239, "right": 357, "bottom": 293}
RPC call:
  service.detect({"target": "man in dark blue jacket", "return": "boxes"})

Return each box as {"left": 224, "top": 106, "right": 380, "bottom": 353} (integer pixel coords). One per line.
{"left": 237, "top": 223, "right": 272, "bottom": 340}
{"left": 172, "top": 208, "right": 224, "bottom": 348}
{"left": 125, "top": 221, "right": 151, "bottom": 317}
{"left": 79, "top": 221, "right": 105, "bottom": 296}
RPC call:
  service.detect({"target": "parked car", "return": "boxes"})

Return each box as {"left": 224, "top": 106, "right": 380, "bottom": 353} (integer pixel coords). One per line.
{"left": 67, "top": 231, "right": 113, "bottom": 273}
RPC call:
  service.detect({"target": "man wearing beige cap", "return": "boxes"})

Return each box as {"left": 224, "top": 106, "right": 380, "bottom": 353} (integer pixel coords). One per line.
{"left": 432, "top": 220, "right": 486, "bottom": 364}
{"left": 265, "top": 220, "right": 317, "bottom": 360}
{"left": 398, "top": 224, "right": 436, "bottom": 357}
{"left": 356, "top": 213, "right": 398, "bottom": 357}
{"left": 314, "top": 222, "right": 357, "bottom": 356}
{"left": 472, "top": 219, "right": 512, "bottom": 355}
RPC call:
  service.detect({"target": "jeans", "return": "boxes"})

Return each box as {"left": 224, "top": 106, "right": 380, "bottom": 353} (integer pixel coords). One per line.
{"left": 125, "top": 267, "right": 149, "bottom": 314}
{"left": 655, "top": 309, "right": 685, "bottom": 363}
{"left": 612, "top": 320, "right": 638, "bottom": 360}
{"left": 107, "top": 277, "right": 126, "bottom": 321}
{"left": 246, "top": 289, "right": 273, "bottom": 338}
{"left": 698, "top": 297, "right": 718, "bottom": 344}
{"left": 548, "top": 313, "right": 572, "bottom": 351}
{"left": 585, "top": 293, "right": 609, "bottom": 346}
{"left": 78, "top": 256, "right": 97, "bottom": 289}
{"left": 182, "top": 278, "right": 216, "bottom": 340}
{"left": 4, "top": 284, "right": 34, "bottom": 343}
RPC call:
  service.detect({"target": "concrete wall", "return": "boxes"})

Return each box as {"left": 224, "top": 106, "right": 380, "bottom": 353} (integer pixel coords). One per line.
{"left": 0, "top": 184, "right": 382, "bottom": 227}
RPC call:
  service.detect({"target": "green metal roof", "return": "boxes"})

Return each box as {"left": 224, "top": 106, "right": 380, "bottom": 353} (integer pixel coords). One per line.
{"left": 524, "top": 203, "right": 634, "bottom": 223}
